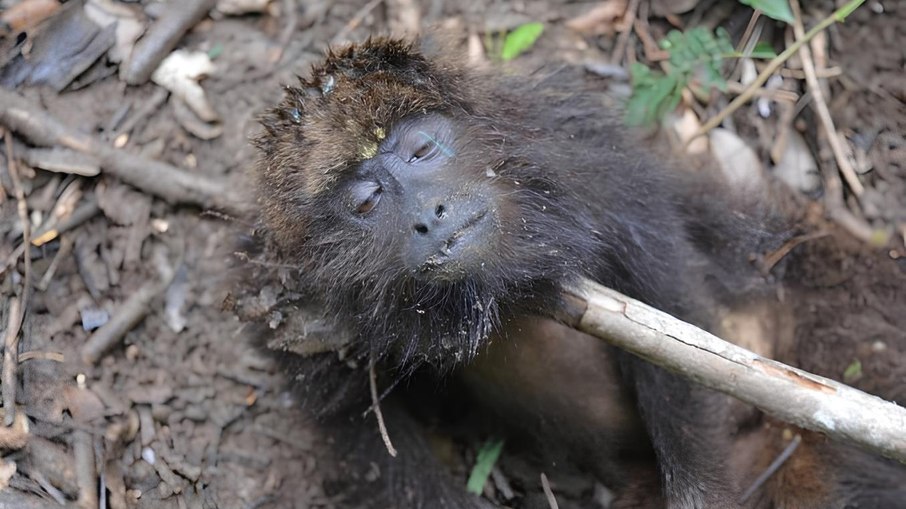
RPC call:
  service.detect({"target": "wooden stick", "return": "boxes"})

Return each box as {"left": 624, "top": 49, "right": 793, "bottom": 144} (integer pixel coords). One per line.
{"left": 790, "top": 0, "right": 863, "bottom": 197}
{"left": 558, "top": 278, "right": 906, "bottom": 462}
{"left": 1, "top": 128, "right": 30, "bottom": 426}
{"left": 0, "top": 89, "right": 244, "bottom": 214}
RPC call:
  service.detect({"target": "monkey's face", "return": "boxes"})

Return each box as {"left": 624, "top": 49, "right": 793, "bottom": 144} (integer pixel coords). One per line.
{"left": 338, "top": 114, "right": 505, "bottom": 283}
{"left": 254, "top": 38, "right": 598, "bottom": 365}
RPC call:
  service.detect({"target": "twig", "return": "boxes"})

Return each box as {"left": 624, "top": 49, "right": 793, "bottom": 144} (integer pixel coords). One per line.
{"left": 0, "top": 89, "right": 244, "bottom": 214}
{"left": 1, "top": 298, "right": 23, "bottom": 427}
{"left": 0, "top": 491, "right": 76, "bottom": 509}
{"left": 28, "top": 469, "right": 70, "bottom": 506}
{"left": 540, "top": 473, "right": 559, "bottom": 509}
{"left": 111, "top": 88, "right": 169, "bottom": 142}
{"left": 73, "top": 429, "right": 98, "bottom": 509}
{"left": 121, "top": 0, "right": 218, "bottom": 85}
{"left": 725, "top": 81, "right": 798, "bottom": 103}
{"left": 18, "top": 351, "right": 65, "bottom": 363}
{"left": 760, "top": 230, "right": 828, "bottom": 273}
{"left": 689, "top": 0, "right": 867, "bottom": 143}
{"left": 2, "top": 128, "right": 31, "bottom": 427}
{"left": 368, "top": 359, "right": 397, "bottom": 457}
{"left": 81, "top": 278, "right": 166, "bottom": 364}
{"left": 780, "top": 66, "right": 842, "bottom": 80}
{"left": 22, "top": 147, "right": 100, "bottom": 176}
{"left": 32, "top": 199, "right": 101, "bottom": 248}
{"left": 103, "top": 460, "right": 127, "bottom": 509}
{"left": 824, "top": 200, "right": 885, "bottom": 245}
{"left": 610, "top": 0, "right": 640, "bottom": 65}
{"left": 331, "top": 0, "right": 383, "bottom": 45}
{"left": 736, "top": 10, "right": 762, "bottom": 59}
{"left": 790, "top": 0, "right": 864, "bottom": 198}
{"left": 739, "top": 434, "right": 802, "bottom": 503}
{"left": 632, "top": 1, "right": 668, "bottom": 62}
{"left": 557, "top": 278, "right": 906, "bottom": 462}
{"left": 490, "top": 466, "right": 514, "bottom": 500}
{"left": 37, "top": 235, "right": 73, "bottom": 290}
{"left": 147, "top": 445, "right": 184, "bottom": 496}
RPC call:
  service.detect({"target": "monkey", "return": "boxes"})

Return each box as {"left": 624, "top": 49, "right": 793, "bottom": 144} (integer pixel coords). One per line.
{"left": 237, "top": 37, "right": 906, "bottom": 508}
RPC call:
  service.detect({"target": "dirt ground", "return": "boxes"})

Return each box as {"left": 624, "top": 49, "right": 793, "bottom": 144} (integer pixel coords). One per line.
{"left": 0, "top": 1, "right": 904, "bottom": 508}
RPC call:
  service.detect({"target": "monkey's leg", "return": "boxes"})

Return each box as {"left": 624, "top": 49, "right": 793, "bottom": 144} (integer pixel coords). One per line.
{"left": 620, "top": 355, "right": 738, "bottom": 509}
{"left": 319, "top": 395, "right": 494, "bottom": 509}
{"left": 275, "top": 351, "right": 493, "bottom": 509}
{"left": 264, "top": 351, "right": 493, "bottom": 509}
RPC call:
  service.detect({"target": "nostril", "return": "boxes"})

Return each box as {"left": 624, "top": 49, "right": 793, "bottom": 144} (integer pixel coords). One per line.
{"left": 414, "top": 223, "right": 429, "bottom": 235}
{"left": 435, "top": 205, "right": 446, "bottom": 219}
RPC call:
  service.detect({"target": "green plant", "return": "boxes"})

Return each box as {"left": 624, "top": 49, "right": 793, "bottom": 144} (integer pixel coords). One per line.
{"left": 625, "top": 0, "right": 799, "bottom": 126}
{"left": 627, "top": 27, "right": 736, "bottom": 126}
{"left": 485, "top": 22, "right": 544, "bottom": 62}
{"left": 466, "top": 438, "right": 505, "bottom": 495}
{"left": 843, "top": 359, "right": 863, "bottom": 383}
{"left": 501, "top": 22, "right": 544, "bottom": 61}
{"left": 740, "top": 0, "right": 794, "bottom": 23}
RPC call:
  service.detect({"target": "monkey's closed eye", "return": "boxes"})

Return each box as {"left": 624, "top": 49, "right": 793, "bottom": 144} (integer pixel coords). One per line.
{"left": 408, "top": 142, "right": 435, "bottom": 163}
{"left": 352, "top": 182, "right": 382, "bottom": 215}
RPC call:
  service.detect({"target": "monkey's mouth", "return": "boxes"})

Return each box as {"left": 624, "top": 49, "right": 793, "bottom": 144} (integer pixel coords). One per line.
{"left": 422, "top": 210, "right": 490, "bottom": 271}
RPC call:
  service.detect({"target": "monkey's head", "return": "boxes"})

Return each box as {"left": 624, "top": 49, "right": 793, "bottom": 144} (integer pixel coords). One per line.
{"left": 254, "top": 38, "right": 602, "bottom": 368}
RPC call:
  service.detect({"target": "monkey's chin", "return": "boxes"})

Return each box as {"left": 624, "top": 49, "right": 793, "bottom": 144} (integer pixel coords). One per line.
{"left": 415, "top": 260, "right": 473, "bottom": 284}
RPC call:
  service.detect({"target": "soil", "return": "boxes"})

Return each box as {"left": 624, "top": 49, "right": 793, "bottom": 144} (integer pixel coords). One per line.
{"left": 0, "top": 1, "right": 903, "bottom": 509}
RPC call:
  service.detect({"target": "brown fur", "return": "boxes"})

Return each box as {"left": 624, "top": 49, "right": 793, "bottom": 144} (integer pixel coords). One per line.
{"left": 241, "top": 37, "right": 906, "bottom": 508}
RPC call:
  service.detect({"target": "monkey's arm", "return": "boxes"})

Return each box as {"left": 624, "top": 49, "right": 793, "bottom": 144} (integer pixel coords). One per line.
{"left": 624, "top": 357, "right": 738, "bottom": 507}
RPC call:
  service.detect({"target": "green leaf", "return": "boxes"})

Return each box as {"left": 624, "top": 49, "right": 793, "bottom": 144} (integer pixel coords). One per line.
{"left": 740, "top": 0, "right": 794, "bottom": 24}
{"left": 500, "top": 22, "right": 544, "bottom": 61}
{"left": 626, "top": 68, "right": 682, "bottom": 126}
{"left": 749, "top": 41, "right": 778, "bottom": 59}
{"left": 466, "top": 438, "right": 505, "bottom": 495}
{"left": 627, "top": 26, "right": 733, "bottom": 125}
{"left": 207, "top": 42, "right": 224, "bottom": 60}
{"left": 714, "top": 28, "right": 735, "bottom": 54}
{"left": 843, "top": 359, "right": 862, "bottom": 382}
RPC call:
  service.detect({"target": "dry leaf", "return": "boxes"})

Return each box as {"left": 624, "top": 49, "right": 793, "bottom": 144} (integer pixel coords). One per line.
{"left": 667, "top": 108, "right": 709, "bottom": 155}
{"left": 566, "top": 0, "right": 628, "bottom": 36}
{"left": 773, "top": 130, "right": 820, "bottom": 193}
{"left": 151, "top": 49, "right": 220, "bottom": 123}
{"left": 84, "top": 0, "right": 145, "bottom": 64}
{"left": 0, "top": 409, "right": 30, "bottom": 450}
{"left": 64, "top": 386, "right": 106, "bottom": 423}
{"left": 709, "top": 128, "right": 765, "bottom": 192}
{"left": 0, "top": 0, "right": 61, "bottom": 34}
{"left": 0, "top": 459, "right": 15, "bottom": 490}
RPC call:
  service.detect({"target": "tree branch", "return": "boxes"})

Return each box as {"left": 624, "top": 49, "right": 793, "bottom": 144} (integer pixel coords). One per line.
{"left": 557, "top": 278, "right": 906, "bottom": 462}
{"left": 0, "top": 88, "right": 244, "bottom": 214}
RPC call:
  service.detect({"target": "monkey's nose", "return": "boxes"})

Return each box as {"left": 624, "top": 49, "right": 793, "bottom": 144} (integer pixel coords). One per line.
{"left": 412, "top": 204, "right": 448, "bottom": 236}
